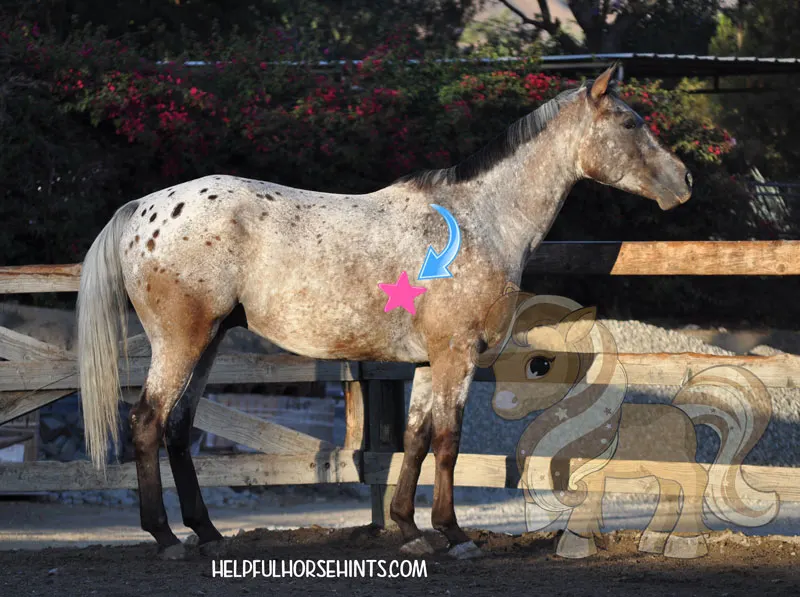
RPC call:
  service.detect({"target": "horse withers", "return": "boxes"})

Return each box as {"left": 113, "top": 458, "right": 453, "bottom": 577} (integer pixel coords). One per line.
{"left": 76, "top": 64, "right": 692, "bottom": 559}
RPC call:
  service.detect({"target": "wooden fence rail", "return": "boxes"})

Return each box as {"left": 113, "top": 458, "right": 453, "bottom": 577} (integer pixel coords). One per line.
{"left": 1, "top": 243, "right": 799, "bottom": 533}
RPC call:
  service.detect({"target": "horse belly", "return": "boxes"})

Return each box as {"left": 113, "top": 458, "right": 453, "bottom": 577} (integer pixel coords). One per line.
{"left": 241, "top": 296, "right": 429, "bottom": 363}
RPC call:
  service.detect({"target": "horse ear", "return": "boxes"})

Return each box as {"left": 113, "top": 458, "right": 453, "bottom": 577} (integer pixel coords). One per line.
{"left": 590, "top": 63, "right": 618, "bottom": 101}
{"left": 560, "top": 306, "right": 597, "bottom": 344}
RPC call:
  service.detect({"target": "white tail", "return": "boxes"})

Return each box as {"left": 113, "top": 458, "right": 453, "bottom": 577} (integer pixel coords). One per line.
{"left": 77, "top": 200, "right": 139, "bottom": 470}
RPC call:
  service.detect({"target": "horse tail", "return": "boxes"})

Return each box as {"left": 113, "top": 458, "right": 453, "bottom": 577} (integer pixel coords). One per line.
{"left": 77, "top": 200, "right": 139, "bottom": 470}
{"left": 673, "top": 365, "right": 779, "bottom": 527}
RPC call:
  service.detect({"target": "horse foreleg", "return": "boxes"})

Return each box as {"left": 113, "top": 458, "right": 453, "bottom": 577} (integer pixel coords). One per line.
{"left": 390, "top": 366, "right": 434, "bottom": 555}
{"left": 165, "top": 328, "right": 227, "bottom": 553}
{"left": 429, "top": 348, "right": 482, "bottom": 559}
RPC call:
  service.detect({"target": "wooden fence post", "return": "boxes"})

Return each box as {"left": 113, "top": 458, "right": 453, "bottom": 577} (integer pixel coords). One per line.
{"left": 366, "top": 379, "right": 405, "bottom": 529}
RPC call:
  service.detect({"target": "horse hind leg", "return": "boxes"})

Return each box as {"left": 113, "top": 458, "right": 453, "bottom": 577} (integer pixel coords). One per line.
{"left": 131, "top": 324, "right": 219, "bottom": 559}
{"left": 390, "top": 366, "right": 435, "bottom": 556}
{"left": 165, "top": 323, "right": 230, "bottom": 555}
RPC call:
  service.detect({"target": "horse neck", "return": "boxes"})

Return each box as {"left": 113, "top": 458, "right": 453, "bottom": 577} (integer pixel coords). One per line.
{"left": 460, "top": 109, "right": 585, "bottom": 260}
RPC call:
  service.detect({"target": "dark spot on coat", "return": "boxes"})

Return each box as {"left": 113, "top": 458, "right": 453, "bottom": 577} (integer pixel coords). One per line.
{"left": 215, "top": 235, "right": 221, "bottom": 241}
{"left": 153, "top": 229, "right": 160, "bottom": 238}
{"left": 275, "top": 191, "right": 282, "bottom": 196}
{"left": 134, "top": 235, "right": 140, "bottom": 243}
{"left": 290, "top": 222, "right": 296, "bottom": 227}
{"left": 214, "top": 177, "right": 221, "bottom": 180}
{"left": 200, "top": 188, "right": 208, "bottom": 194}
{"left": 149, "top": 213, "right": 157, "bottom": 223}
{"left": 146, "top": 239, "right": 156, "bottom": 251}
{"left": 168, "top": 191, "right": 175, "bottom": 197}
{"left": 260, "top": 211, "right": 267, "bottom": 220}
{"left": 206, "top": 241, "right": 213, "bottom": 246}
{"left": 171, "top": 203, "right": 184, "bottom": 218}
{"left": 230, "top": 219, "right": 237, "bottom": 225}
{"left": 352, "top": 204, "right": 357, "bottom": 208}
{"left": 406, "top": 197, "right": 410, "bottom": 202}
{"left": 160, "top": 268, "right": 166, "bottom": 273}
{"left": 146, "top": 283, "right": 151, "bottom": 292}
{"left": 296, "top": 205, "right": 302, "bottom": 210}
{"left": 317, "top": 238, "right": 323, "bottom": 244}
{"left": 228, "top": 189, "right": 234, "bottom": 193}
{"left": 208, "top": 194, "right": 218, "bottom": 200}
{"left": 294, "top": 215, "right": 300, "bottom": 221}
{"left": 148, "top": 205, "right": 154, "bottom": 211}
{"left": 183, "top": 236, "right": 189, "bottom": 241}
{"left": 266, "top": 193, "right": 275, "bottom": 201}
{"left": 153, "top": 266, "right": 159, "bottom": 272}
{"left": 316, "top": 233, "right": 322, "bottom": 239}
{"left": 129, "top": 241, "right": 134, "bottom": 249}
{"left": 141, "top": 209, "right": 147, "bottom": 217}
{"left": 198, "top": 278, "right": 204, "bottom": 283}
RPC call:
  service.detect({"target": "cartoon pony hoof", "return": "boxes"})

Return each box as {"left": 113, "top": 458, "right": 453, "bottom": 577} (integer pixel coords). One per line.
{"left": 556, "top": 530, "right": 597, "bottom": 559}
{"left": 638, "top": 529, "right": 670, "bottom": 554}
{"left": 663, "top": 534, "right": 708, "bottom": 559}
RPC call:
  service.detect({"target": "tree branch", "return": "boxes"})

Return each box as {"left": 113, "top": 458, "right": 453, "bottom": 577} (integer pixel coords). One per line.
{"left": 499, "top": 0, "right": 584, "bottom": 53}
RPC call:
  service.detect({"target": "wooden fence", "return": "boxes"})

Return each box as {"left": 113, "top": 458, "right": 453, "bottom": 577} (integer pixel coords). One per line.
{"left": 2, "top": 240, "right": 800, "bottom": 529}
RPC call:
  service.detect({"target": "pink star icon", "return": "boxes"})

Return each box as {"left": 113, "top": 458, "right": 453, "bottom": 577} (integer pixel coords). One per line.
{"left": 378, "top": 271, "right": 427, "bottom": 315}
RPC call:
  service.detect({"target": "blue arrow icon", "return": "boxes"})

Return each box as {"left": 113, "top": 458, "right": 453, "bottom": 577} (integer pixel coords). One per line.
{"left": 418, "top": 204, "right": 461, "bottom": 280}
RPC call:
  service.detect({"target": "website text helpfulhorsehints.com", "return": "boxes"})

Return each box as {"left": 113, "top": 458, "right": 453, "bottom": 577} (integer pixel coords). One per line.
{"left": 211, "top": 558, "right": 428, "bottom": 579}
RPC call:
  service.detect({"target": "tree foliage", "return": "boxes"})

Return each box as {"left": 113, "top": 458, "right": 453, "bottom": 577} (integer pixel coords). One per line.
{"left": 498, "top": 0, "right": 720, "bottom": 54}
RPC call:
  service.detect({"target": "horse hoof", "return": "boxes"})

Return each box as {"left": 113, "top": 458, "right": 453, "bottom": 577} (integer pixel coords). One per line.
{"left": 184, "top": 533, "right": 200, "bottom": 548}
{"left": 399, "top": 536, "right": 435, "bottom": 556}
{"left": 160, "top": 543, "right": 186, "bottom": 561}
{"left": 447, "top": 540, "right": 484, "bottom": 559}
{"left": 556, "top": 530, "right": 596, "bottom": 559}
{"left": 638, "top": 530, "right": 670, "bottom": 554}
{"left": 664, "top": 534, "right": 708, "bottom": 559}
{"left": 199, "top": 539, "right": 229, "bottom": 558}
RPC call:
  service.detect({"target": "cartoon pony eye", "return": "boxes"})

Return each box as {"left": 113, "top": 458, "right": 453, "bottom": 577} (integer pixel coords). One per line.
{"left": 526, "top": 355, "right": 553, "bottom": 379}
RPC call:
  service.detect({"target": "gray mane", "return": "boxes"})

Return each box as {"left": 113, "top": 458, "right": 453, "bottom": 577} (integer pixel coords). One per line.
{"left": 396, "top": 81, "right": 598, "bottom": 190}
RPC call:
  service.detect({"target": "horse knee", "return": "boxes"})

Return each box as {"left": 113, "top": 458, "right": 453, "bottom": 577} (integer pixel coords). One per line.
{"left": 432, "top": 431, "right": 460, "bottom": 469}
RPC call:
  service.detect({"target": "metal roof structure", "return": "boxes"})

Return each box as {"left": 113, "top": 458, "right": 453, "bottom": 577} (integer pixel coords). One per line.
{"left": 539, "top": 53, "right": 800, "bottom": 81}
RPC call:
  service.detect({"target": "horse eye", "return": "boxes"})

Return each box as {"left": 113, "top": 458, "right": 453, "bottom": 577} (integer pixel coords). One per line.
{"left": 623, "top": 118, "right": 637, "bottom": 130}
{"left": 526, "top": 356, "right": 552, "bottom": 379}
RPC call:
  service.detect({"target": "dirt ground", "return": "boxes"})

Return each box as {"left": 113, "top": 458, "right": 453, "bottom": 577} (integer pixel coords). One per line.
{"left": 2, "top": 526, "right": 799, "bottom": 597}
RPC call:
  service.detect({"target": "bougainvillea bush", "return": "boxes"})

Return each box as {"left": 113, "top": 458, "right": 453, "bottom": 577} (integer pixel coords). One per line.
{"left": 0, "top": 18, "right": 762, "bottom": 275}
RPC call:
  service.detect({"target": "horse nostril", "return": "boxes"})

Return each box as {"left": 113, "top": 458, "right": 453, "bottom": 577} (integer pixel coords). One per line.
{"left": 685, "top": 170, "right": 693, "bottom": 190}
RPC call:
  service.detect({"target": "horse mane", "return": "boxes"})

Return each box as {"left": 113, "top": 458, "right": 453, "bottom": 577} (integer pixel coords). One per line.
{"left": 396, "top": 79, "right": 613, "bottom": 190}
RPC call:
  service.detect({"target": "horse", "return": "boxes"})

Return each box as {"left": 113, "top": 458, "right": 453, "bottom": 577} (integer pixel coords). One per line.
{"left": 477, "top": 289, "right": 778, "bottom": 559}
{"left": 76, "top": 64, "right": 693, "bottom": 560}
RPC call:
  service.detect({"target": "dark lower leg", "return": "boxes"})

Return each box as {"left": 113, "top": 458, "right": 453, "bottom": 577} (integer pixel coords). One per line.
{"left": 390, "top": 415, "right": 432, "bottom": 542}
{"left": 131, "top": 396, "right": 180, "bottom": 549}
{"left": 165, "top": 397, "right": 222, "bottom": 544}
{"left": 431, "top": 429, "right": 469, "bottom": 546}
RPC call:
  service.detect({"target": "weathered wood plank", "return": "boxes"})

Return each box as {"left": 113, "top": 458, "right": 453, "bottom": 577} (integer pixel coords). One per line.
{"left": 0, "top": 390, "right": 76, "bottom": 426}
{"left": 0, "top": 353, "right": 358, "bottom": 392}
{"left": 367, "top": 380, "right": 405, "bottom": 529}
{"left": 344, "top": 381, "right": 367, "bottom": 451}
{"left": 193, "top": 398, "right": 335, "bottom": 454}
{"left": 525, "top": 240, "right": 800, "bottom": 276}
{"left": 0, "top": 326, "right": 73, "bottom": 361}
{"left": 2, "top": 352, "right": 798, "bottom": 393}
{"left": 364, "top": 353, "right": 800, "bottom": 387}
{"left": 2, "top": 241, "right": 798, "bottom": 297}
{"left": 0, "top": 450, "right": 361, "bottom": 492}
{"left": 364, "top": 452, "right": 800, "bottom": 502}
{"left": 0, "top": 263, "right": 82, "bottom": 294}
